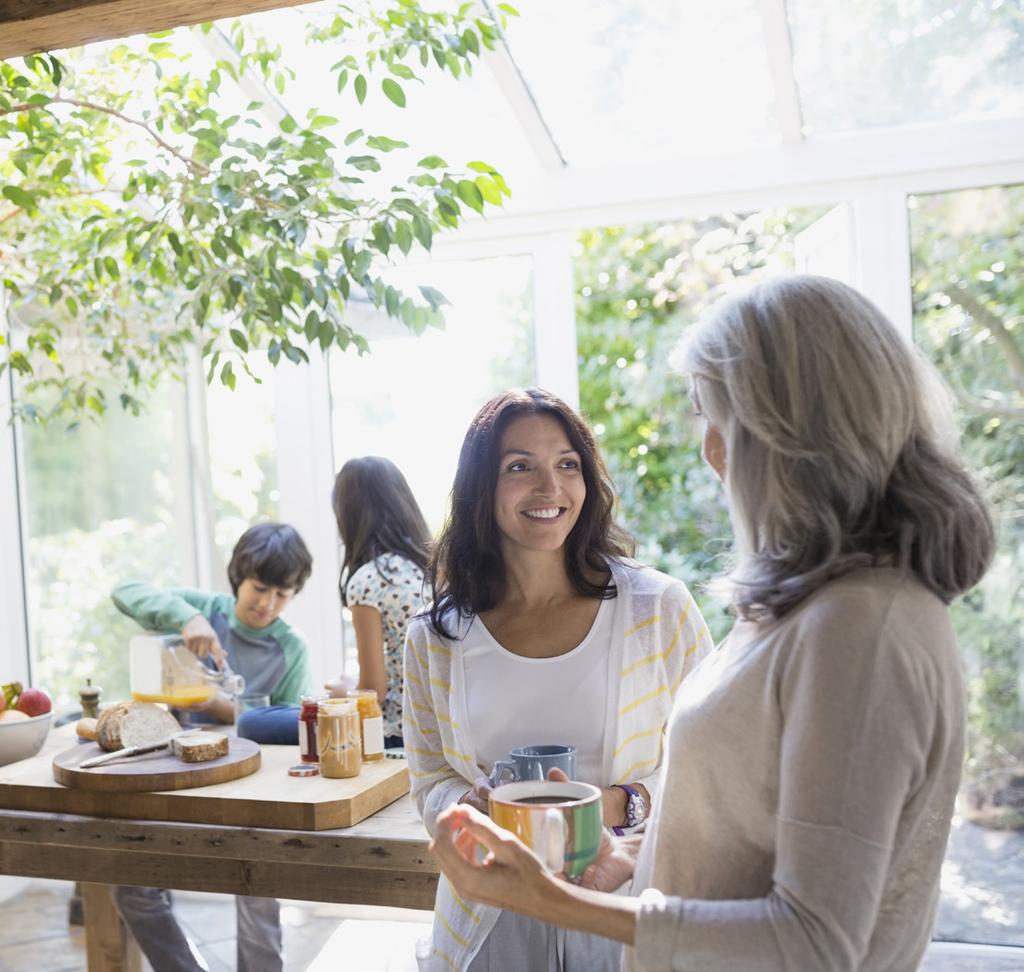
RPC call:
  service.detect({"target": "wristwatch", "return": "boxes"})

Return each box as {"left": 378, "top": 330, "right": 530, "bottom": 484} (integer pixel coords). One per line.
{"left": 615, "top": 783, "right": 647, "bottom": 828}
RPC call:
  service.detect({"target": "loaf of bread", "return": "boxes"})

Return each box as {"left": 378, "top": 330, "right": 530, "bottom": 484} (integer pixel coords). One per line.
{"left": 172, "top": 731, "right": 229, "bottom": 763}
{"left": 96, "top": 701, "right": 181, "bottom": 751}
{"left": 76, "top": 717, "right": 98, "bottom": 741}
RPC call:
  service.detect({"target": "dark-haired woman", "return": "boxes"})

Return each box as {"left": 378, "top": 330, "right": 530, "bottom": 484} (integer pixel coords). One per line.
{"left": 404, "top": 389, "right": 713, "bottom": 972}
{"left": 328, "top": 455, "right": 431, "bottom": 747}
{"left": 429, "top": 277, "right": 995, "bottom": 972}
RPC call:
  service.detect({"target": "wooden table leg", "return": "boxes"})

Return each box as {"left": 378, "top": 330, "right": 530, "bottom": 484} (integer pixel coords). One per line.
{"left": 80, "top": 884, "right": 143, "bottom": 972}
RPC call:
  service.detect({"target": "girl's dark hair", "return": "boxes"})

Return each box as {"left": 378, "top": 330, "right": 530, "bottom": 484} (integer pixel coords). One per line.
{"left": 227, "top": 523, "right": 313, "bottom": 596}
{"left": 333, "top": 456, "right": 431, "bottom": 606}
{"left": 428, "top": 387, "right": 634, "bottom": 637}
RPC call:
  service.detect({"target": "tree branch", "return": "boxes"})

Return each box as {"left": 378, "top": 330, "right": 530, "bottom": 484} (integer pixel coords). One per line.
{"left": 948, "top": 284, "right": 1024, "bottom": 394}
{"left": 0, "top": 96, "right": 210, "bottom": 177}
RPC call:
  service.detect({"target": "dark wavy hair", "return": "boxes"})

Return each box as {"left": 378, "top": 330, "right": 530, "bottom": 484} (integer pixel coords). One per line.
{"left": 333, "top": 456, "right": 431, "bottom": 606}
{"left": 427, "top": 388, "right": 634, "bottom": 637}
{"left": 227, "top": 523, "right": 313, "bottom": 596}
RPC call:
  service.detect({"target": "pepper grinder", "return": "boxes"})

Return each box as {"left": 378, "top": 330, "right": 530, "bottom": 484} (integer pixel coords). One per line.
{"left": 79, "top": 677, "right": 101, "bottom": 719}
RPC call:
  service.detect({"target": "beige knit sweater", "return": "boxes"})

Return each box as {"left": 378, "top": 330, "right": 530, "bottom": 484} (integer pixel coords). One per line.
{"left": 628, "top": 567, "right": 965, "bottom": 972}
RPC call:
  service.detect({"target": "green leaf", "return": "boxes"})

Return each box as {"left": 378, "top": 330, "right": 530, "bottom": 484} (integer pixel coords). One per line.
{"left": 104, "top": 256, "right": 120, "bottom": 279}
{"left": 419, "top": 285, "right": 449, "bottom": 310}
{"left": 381, "top": 78, "right": 406, "bottom": 108}
{"left": 304, "top": 311, "right": 320, "bottom": 342}
{"left": 2, "top": 185, "right": 36, "bottom": 210}
{"left": 220, "top": 360, "right": 236, "bottom": 390}
{"left": 456, "top": 179, "right": 484, "bottom": 213}
{"left": 344, "top": 128, "right": 364, "bottom": 146}
{"left": 394, "top": 219, "right": 413, "bottom": 255}
{"left": 417, "top": 155, "right": 448, "bottom": 169}
{"left": 280, "top": 115, "right": 297, "bottom": 133}
{"left": 346, "top": 155, "right": 381, "bottom": 172}
{"left": 336, "top": 69, "right": 349, "bottom": 93}
{"left": 412, "top": 215, "right": 433, "bottom": 250}
{"left": 467, "top": 160, "right": 496, "bottom": 174}
{"left": 53, "top": 159, "right": 72, "bottom": 180}
{"left": 462, "top": 29, "right": 480, "bottom": 56}
{"left": 366, "top": 135, "right": 409, "bottom": 152}
{"left": 229, "top": 328, "right": 248, "bottom": 352}
{"left": 354, "top": 74, "right": 367, "bottom": 104}
{"left": 309, "top": 115, "right": 338, "bottom": 130}
{"left": 475, "top": 175, "right": 502, "bottom": 205}
{"left": 388, "top": 63, "right": 416, "bottom": 80}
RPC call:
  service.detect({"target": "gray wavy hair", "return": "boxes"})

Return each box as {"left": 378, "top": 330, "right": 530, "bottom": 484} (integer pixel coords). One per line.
{"left": 676, "top": 274, "right": 994, "bottom": 621}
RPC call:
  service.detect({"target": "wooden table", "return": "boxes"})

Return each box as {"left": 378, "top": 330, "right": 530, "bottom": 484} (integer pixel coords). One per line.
{"left": 0, "top": 728, "right": 438, "bottom": 971}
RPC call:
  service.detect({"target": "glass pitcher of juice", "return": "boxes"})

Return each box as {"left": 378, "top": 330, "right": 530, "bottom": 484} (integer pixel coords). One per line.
{"left": 130, "top": 634, "right": 245, "bottom": 707}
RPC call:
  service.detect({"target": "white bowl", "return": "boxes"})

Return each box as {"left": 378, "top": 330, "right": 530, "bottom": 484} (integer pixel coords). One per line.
{"left": 0, "top": 711, "right": 52, "bottom": 766}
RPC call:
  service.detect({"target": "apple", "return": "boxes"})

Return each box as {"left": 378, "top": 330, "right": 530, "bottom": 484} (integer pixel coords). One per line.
{"left": 15, "top": 687, "right": 51, "bottom": 718}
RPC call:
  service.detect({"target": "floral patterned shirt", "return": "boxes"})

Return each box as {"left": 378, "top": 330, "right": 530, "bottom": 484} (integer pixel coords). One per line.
{"left": 345, "top": 554, "right": 426, "bottom": 739}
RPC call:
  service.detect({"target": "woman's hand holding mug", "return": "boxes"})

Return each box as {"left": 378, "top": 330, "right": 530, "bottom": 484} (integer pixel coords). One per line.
{"left": 460, "top": 776, "right": 495, "bottom": 814}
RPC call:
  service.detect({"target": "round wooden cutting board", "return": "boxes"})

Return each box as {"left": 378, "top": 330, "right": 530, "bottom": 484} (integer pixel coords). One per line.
{"left": 52, "top": 737, "right": 261, "bottom": 792}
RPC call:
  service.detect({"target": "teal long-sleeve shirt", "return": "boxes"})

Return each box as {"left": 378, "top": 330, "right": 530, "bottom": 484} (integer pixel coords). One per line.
{"left": 111, "top": 582, "right": 311, "bottom": 706}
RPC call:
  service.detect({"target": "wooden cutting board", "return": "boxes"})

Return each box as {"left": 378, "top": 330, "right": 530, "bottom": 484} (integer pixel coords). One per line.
{"left": 0, "top": 726, "right": 411, "bottom": 830}
{"left": 53, "top": 738, "right": 261, "bottom": 792}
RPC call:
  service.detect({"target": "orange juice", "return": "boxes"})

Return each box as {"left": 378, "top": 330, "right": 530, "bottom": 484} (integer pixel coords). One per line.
{"left": 131, "top": 687, "right": 216, "bottom": 707}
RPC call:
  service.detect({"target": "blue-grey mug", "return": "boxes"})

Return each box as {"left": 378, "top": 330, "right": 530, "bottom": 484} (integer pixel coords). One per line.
{"left": 489, "top": 744, "right": 577, "bottom": 786}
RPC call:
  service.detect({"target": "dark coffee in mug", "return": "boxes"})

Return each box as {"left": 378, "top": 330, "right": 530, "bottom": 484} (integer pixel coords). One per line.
{"left": 512, "top": 795, "right": 583, "bottom": 805}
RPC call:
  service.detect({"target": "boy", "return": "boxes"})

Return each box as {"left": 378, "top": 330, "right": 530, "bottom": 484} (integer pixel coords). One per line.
{"left": 110, "top": 522, "right": 313, "bottom": 972}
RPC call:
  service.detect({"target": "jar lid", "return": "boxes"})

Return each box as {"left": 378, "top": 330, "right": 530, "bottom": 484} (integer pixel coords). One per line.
{"left": 287, "top": 764, "right": 320, "bottom": 777}
{"left": 318, "top": 698, "right": 356, "bottom": 714}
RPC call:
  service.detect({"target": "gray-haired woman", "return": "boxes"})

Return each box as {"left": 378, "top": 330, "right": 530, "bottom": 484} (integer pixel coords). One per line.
{"left": 429, "top": 275, "right": 995, "bottom": 972}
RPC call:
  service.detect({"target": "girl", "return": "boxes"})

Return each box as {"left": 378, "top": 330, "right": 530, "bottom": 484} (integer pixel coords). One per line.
{"left": 332, "top": 456, "right": 430, "bottom": 747}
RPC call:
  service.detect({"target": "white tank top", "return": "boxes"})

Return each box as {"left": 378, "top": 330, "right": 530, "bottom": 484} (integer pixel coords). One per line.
{"left": 463, "top": 597, "right": 613, "bottom": 785}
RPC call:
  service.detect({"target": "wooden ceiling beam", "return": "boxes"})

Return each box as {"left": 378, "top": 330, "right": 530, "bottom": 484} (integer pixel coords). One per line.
{"left": 0, "top": 0, "right": 310, "bottom": 60}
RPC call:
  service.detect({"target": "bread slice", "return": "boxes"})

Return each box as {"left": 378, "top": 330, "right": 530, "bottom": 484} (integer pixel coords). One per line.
{"left": 76, "top": 717, "right": 98, "bottom": 741}
{"left": 173, "top": 731, "right": 229, "bottom": 763}
{"left": 96, "top": 702, "right": 181, "bottom": 751}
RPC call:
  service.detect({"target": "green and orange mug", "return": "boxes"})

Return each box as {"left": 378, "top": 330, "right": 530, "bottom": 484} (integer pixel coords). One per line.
{"left": 489, "top": 780, "right": 603, "bottom": 882}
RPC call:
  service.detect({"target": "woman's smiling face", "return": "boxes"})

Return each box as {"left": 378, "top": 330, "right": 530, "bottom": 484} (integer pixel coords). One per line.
{"left": 493, "top": 413, "right": 587, "bottom": 559}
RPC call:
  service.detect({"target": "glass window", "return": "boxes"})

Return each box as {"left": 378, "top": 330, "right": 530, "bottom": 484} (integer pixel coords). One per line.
{"left": 19, "top": 381, "right": 194, "bottom": 706}
{"left": 204, "top": 354, "right": 279, "bottom": 568}
{"left": 329, "top": 255, "right": 534, "bottom": 665}
{"left": 788, "top": 0, "right": 1024, "bottom": 135}
{"left": 329, "top": 254, "right": 535, "bottom": 531}
{"left": 909, "top": 183, "right": 1024, "bottom": 947}
{"left": 503, "top": 0, "right": 778, "bottom": 165}
{"left": 575, "top": 206, "right": 829, "bottom": 640}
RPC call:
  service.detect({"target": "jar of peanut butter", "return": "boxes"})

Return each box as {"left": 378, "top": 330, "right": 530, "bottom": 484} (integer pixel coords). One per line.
{"left": 317, "top": 699, "right": 361, "bottom": 779}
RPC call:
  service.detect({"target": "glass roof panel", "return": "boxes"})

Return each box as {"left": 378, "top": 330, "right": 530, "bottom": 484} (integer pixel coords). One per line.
{"left": 501, "top": 0, "right": 779, "bottom": 166}
{"left": 788, "top": 0, "right": 1024, "bottom": 135}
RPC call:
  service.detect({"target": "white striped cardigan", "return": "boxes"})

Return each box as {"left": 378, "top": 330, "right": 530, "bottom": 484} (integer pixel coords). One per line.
{"left": 402, "top": 558, "right": 715, "bottom": 972}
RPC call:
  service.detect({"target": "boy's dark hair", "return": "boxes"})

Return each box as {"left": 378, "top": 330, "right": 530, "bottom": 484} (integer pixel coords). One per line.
{"left": 227, "top": 523, "right": 313, "bottom": 596}
{"left": 427, "top": 387, "right": 634, "bottom": 638}
{"left": 333, "top": 456, "right": 431, "bottom": 607}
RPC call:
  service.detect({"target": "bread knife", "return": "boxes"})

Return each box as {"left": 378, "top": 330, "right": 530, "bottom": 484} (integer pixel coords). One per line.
{"left": 80, "top": 728, "right": 204, "bottom": 769}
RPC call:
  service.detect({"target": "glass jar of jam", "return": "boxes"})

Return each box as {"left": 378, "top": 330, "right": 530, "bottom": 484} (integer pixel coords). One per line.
{"left": 317, "top": 699, "right": 361, "bottom": 779}
{"left": 350, "top": 689, "right": 385, "bottom": 762}
{"left": 298, "top": 694, "right": 325, "bottom": 763}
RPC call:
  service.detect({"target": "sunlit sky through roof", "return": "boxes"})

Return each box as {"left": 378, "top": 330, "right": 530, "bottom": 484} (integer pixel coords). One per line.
{"left": 502, "top": 0, "right": 779, "bottom": 165}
